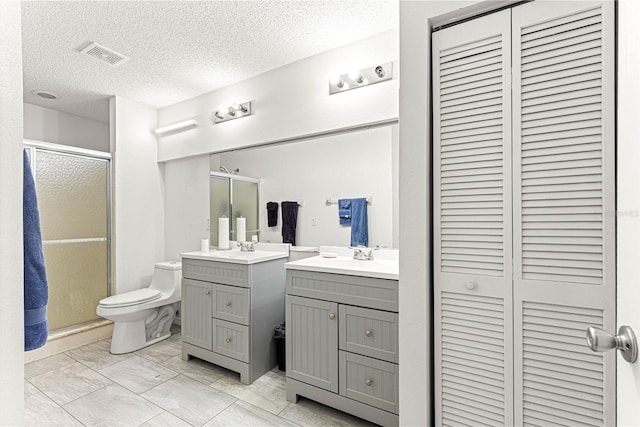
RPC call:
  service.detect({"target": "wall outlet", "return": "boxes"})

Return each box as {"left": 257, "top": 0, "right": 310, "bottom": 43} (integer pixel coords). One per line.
{"left": 311, "top": 217, "right": 317, "bottom": 226}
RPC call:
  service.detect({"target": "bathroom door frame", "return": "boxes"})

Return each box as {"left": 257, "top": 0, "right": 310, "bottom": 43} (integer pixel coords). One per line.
{"left": 23, "top": 139, "right": 113, "bottom": 298}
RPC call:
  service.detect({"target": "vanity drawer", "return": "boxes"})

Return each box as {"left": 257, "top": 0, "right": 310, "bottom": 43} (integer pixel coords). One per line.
{"left": 213, "top": 319, "right": 249, "bottom": 363}
{"left": 287, "top": 270, "right": 398, "bottom": 311}
{"left": 182, "top": 258, "right": 249, "bottom": 287}
{"left": 213, "top": 284, "right": 250, "bottom": 325}
{"left": 339, "top": 351, "right": 398, "bottom": 414}
{"left": 339, "top": 306, "right": 398, "bottom": 363}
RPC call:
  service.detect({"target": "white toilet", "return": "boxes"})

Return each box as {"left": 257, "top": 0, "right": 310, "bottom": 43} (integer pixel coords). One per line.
{"left": 97, "top": 261, "right": 182, "bottom": 354}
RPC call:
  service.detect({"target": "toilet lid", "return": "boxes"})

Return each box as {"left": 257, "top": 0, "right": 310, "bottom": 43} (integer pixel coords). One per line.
{"left": 99, "top": 288, "right": 161, "bottom": 308}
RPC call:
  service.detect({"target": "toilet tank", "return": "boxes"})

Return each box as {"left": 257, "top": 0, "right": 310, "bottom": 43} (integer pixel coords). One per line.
{"left": 150, "top": 261, "right": 182, "bottom": 297}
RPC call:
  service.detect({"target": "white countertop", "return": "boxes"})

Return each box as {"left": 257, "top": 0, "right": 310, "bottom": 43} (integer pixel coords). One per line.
{"left": 285, "top": 254, "right": 399, "bottom": 280}
{"left": 181, "top": 249, "right": 288, "bottom": 265}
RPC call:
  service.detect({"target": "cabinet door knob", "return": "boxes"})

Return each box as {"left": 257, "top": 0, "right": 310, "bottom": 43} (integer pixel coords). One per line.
{"left": 329, "top": 313, "right": 336, "bottom": 320}
{"left": 365, "top": 378, "right": 373, "bottom": 386}
{"left": 365, "top": 330, "right": 373, "bottom": 337}
{"left": 205, "top": 290, "right": 211, "bottom": 295}
{"left": 225, "top": 301, "right": 232, "bottom": 307}
{"left": 225, "top": 337, "right": 232, "bottom": 343}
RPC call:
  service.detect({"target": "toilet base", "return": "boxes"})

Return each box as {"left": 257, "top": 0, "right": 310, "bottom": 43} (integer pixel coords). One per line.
{"left": 108, "top": 303, "right": 178, "bottom": 354}
{"left": 110, "top": 330, "right": 171, "bottom": 354}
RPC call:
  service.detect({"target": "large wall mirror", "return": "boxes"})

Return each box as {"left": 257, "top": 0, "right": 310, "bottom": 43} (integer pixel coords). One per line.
{"left": 210, "top": 123, "right": 399, "bottom": 248}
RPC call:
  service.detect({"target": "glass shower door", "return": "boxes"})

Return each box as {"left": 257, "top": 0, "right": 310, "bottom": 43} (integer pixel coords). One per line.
{"left": 232, "top": 179, "right": 259, "bottom": 242}
{"left": 210, "top": 175, "right": 231, "bottom": 246}
{"left": 210, "top": 173, "right": 260, "bottom": 246}
{"left": 32, "top": 148, "right": 110, "bottom": 331}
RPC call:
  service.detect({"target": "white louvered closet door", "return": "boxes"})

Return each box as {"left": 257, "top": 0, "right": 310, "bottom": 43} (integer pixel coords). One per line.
{"left": 512, "top": 2, "right": 615, "bottom": 426}
{"left": 433, "top": 10, "right": 514, "bottom": 427}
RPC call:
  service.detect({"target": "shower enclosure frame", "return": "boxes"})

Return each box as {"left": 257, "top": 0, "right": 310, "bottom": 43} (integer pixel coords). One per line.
{"left": 23, "top": 139, "right": 112, "bottom": 331}
{"left": 210, "top": 171, "right": 261, "bottom": 246}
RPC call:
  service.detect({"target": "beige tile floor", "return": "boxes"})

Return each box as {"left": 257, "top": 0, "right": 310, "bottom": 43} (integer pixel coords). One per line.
{"left": 24, "top": 326, "right": 377, "bottom": 427}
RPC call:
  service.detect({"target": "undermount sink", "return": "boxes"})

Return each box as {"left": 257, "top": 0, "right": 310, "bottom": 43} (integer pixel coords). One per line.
{"left": 180, "top": 249, "right": 288, "bottom": 265}
{"left": 285, "top": 254, "right": 399, "bottom": 280}
{"left": 213, "top": 250, "right": 269, "bottom": 259}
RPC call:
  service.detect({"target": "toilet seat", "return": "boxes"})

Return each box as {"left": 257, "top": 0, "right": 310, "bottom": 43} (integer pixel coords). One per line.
{"left": 99, "top": 288, "right": 161, "bottom": 308}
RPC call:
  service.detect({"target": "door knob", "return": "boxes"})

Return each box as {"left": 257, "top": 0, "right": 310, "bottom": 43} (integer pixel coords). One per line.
{"left": 586, "top": 325, "right": 638, "bottom": 363}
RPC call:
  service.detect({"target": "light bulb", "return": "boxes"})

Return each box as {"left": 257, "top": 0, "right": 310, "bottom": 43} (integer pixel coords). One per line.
{"left": 232, "top": 102, "right": 248, "bottom": 114}
{"left": 329, "top": 75, "right": 342, "bottom": 85}
{"left": 330, "top": 75, "right": 347, "bottom": 89}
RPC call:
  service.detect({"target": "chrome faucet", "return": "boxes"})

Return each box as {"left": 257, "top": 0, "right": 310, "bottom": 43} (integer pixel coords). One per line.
{"left": 353, "top": 247, "right": 374, "bottom": 261}
{"left": 237, "top": 241, "right": 255, "bottom": 252}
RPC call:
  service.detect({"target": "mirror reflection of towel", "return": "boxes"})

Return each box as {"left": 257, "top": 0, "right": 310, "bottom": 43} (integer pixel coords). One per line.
{"left": 23, "top": 149, "right": 49, "bottom": 351}
{"left": 281, "top": 201, "right": 298, "bottom": 245}
{"left": 338, "top": 199, "right": 351, "bottom": 225}
{"left": 266, "top": 202, "right": 279, "bottom": 227}
{"left": 350, "top": 198, "right": 368, "bottom": 247}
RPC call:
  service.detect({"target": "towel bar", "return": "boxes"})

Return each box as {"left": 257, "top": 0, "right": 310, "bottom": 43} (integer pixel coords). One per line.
{"left": 325, "top": 196, "right": 372, "bottom": 206}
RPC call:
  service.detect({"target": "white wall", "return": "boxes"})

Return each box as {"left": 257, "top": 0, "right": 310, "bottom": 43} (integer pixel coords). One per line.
{"left": 399, "top": 2, "right": 474, "bottom": 426}
{"left": 0, "top": 2, "right": 24, "bottom": 424}
{"left": 164, "top": 154, "right": 210, "bottom": 261}
{"left": 218, "top": 125, "right": 397, "bottom": 248}
{"left": 24, "top": 103, "right": 109, "bottom": 152}
{"left": 157, "top": 30, "right": 398, "bottom": 162}
{"left": 616, "top": 0, "right": 640, "bottom": 424}
{"left": 111, "top": 96, "right": 165, "bottom": 293}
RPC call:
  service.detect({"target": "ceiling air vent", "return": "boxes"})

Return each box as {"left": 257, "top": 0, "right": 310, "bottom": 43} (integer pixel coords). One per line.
{"left": 79, "top": 42, "right": 129, "bottom": 67}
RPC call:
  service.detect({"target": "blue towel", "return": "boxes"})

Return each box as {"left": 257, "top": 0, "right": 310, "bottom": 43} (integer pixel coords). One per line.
{"left": 338, "top": 199, "right": 351, "bottom": 225}
{"left": 23, "top": 149, "right": 49, "bottom": 351}
{"left": 350, "top": 198, "right": 369, "bottom": 247}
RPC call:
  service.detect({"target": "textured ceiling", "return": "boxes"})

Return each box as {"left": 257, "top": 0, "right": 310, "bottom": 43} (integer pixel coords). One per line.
{"left": 21, "top": 1, "right": 398, "bottom": 123}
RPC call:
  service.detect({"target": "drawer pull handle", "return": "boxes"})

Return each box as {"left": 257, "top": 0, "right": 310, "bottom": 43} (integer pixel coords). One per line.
{"left": 365, "top": 379, "right": 373, "bottom": 386}
{"left": 225, "top": 301, "right": 232, "bottom": 307}
{"left": 205, "top": 291, "right": 211, "bottom": 295}
{"left": 365, "top": 330, "right": 373, "bottom": 337}
{"left": 225, "top": 337, "right": 232, "bottom": 343}
{"left": 329, "top": 313, "right": 336, "bottom": 320}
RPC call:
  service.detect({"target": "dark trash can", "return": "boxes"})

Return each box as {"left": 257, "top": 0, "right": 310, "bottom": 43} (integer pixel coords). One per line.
{"left": 274, "top": 322, "right": 286, "bottom": 371}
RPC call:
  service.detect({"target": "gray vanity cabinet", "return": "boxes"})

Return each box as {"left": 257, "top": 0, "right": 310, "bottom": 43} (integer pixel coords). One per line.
{"left": 181, "top": 278, "right": 213, "bottom": 350}
{"left": 181, "top": 256, "right": 286, "bottom": 384}
{"left": 286, "top": 269, "right": 399, "bottom": 427}
{"left": 288, "top": 295, "right": 338, "bottom": 392}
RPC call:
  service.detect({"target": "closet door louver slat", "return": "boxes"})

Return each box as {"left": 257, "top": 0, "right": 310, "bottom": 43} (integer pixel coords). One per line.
{"left": 513, "top": 2, "right": 615, "bottom": 426}
{"left": 433, "top": 10, "right": 513, "bottom": 426}
{"left": 442, "top": 291, "right": 506, "bottom": 427}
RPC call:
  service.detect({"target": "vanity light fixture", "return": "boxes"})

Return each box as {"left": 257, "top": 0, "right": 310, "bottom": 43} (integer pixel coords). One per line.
{"left": 154, "top": 119, "right": 198, "bottom": 136}
{"left": 329, "top": 62, "right": 393, "bottom": 95}
{"left": 212, "top": 101, "right": 253, "bottom": 124}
